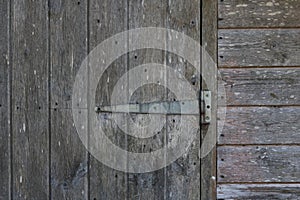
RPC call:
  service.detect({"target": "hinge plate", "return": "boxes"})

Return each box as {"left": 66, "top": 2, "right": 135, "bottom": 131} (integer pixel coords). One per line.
{"left": 95, "top": 90, "right": 211, "bottom": 124}
{"left": 201, "top": 90, "right": 211, "bottom": 124}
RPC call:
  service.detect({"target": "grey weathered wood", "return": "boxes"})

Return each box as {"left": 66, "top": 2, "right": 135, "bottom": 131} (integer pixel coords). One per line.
{"left": 50, "top": 110, "right": 88, "bottom": 199}
{"left": 219, "top": 107, "right": 300, "bottom": 145}
{"left": 11, "top": 0, "right": 49, "bottom": 198}
{"left": 219, "top": 0, "right": 300, "bottom": 28}
{"left": 218, "top": 146, "right": 300, "bottom": 183}
{"left": 166, "top": 115, "right": 200, "bottom": 200}
{"left": 221, "top": 68, "right": 300, "bottom": 105}
{"left": 0, "top": 0, "right": 10, "bottom": 198}
{"left": 217, "top": 0, "right": 300, "bottom": 198}
{"left": 202, "top": 0, "right": 217, "bottom": 199}
{"left": 89, "top": 0, "right": 128, "bottom": 199}
{"left": 165, "top": 0, "right": 201, "bottom": 199}
{"left": 127, "top": 0, "right": 167, "bottom": 199}
{"left": 217, "top": 184, "right": 300, "bottom": 199}
{"left": 219, "top": 29, "right": 300, "bottom": 67}
{"left": 49, "top": 0, "right": 88, "bottom": 199}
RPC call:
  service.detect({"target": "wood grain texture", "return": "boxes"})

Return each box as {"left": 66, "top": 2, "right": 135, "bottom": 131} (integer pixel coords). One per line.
{"left": 127, "top": 0, "right": 167, "bottom": 199}
{"left": 49, "top": 0, "right": 88, "bottom": 199}
{"left": 217, "top": 0, "right": 300, "bottom": 199}
{"left": 219, "top": 107, "right": 300, "bottom": 145}
{"left": 11, "top": 0, "right": 49, "bottom": 198}
{"left": 219, "top": 0, "right": 300, "bottom": 28}
{"left": 202, "top": 0, "right": 217, "bottom": 199}
{"left": 221, "top": 68, "right": 300, "bottom": 106}
{"left": 166, "top": 0, "right": 201, "bottom": 199}
{"left": 218, "top": 29, "right": 300, "bottom": 67}
{"left": 89, "top": 0, "right": 128, "bottom": 199}
{"left": 50, "top": 110, "right": 88, "bottom": 198}
{"left": 0, "top": 0, "right": 10, "bottom": 198}
{"left": 217, "top": 184, "right": 300, "bottom": 200}
{"left": 218, "top": 146, "right": 300, "bottom": 183}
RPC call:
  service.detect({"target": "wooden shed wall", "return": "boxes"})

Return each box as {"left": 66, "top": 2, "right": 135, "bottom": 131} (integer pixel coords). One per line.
{"left": 0, "top": 0, "right": 217, "bottom": 199}
{"left": 217, "top": 0, "right": 300, "bottom": 199}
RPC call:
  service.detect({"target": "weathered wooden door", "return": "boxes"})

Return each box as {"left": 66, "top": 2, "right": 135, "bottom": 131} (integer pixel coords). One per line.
{"left": 1, "top": 0, "right": 217, "bottom": 199}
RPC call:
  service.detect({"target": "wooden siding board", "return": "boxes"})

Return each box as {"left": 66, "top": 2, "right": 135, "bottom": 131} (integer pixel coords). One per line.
{"left": 219, "top": 29, "right": 300, "bottom": 67}
{"left": 166, "top": 115, "right": 201, "bottom": 200}
{"left": 89, "top": 0, "right": 128, "bottom": 199}
{"left": 11, "top": 0, "right": 49, "bottom": 198}
{"left": 127, "top": 0, "right": 167, "bottom": 199}
{"left": 218, "top": 146, "right": 300, "bottom": 183}
{"left": 0, "top": 0, "right": 10, "bottom": 198}
{"left": 49, "top": 0, "right": 88, "bottom": 198}
{"left": 217, "top": 184, "right": 300, "bottom": 199}
{"left": 219, "top": 0, "right": 300, "bottom": 28}
{"left": 221, "top": 68, "right": 300, "bottom": 106}
{"left": 217, "top": 0, "right": 300, "bottom": 198}
{"left": 219, "top": 107, "right": 300, "bottom": 145}
{"left": 202, "top": 0, "right": 218, "bottom": 199}
{"left": 165, "top": 0, "right": 202, "bottom": 199}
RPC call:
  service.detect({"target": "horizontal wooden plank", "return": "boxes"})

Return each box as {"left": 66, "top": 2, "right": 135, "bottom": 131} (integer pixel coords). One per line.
{"left": 217, "top": 184, "right": 300, "bottom": 199}
{"left": 220, "top": 68, "right": 300, "bottom": 105}
{"left": 218, "top": 146, "right": 300, "bottom": 183}
{"left": 219, "top": 0, "right": 300, "bottom": 28}
{"left": 219, "top": 107, "right": 300, "bottom": 144}
{"left": 218, "top": 29, "right": 300, "bottom": 67}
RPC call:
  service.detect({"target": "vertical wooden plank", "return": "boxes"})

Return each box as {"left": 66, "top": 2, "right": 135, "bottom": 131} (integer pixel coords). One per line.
{"left": 127, "top": 0, "right": 167, "bottom": 199}
{"left": 0, "top": 0, "right": 10, "bottom": 198}
{"left": 11, "top": 0, "right": 49, "bottom": 199}
{"left": 202, "top": 0, "right": 217, "bottom": 199}
{"left": 49, "top": 0, "right": 88, "bottom": 199}
{"left": 89, "top": 0, "right": 128, "bottom": 199}
{"left": 165, "top": 0, "right": 201, "bottom": 199}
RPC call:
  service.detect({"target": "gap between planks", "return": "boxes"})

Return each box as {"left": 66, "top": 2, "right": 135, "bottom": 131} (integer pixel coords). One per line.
{"left": 218, "top": 66, "right": 300, "bottom": 69}
{"left": 217, "top": 144, "right": 300, "bottom": 147}
{"left": 218, "top": 26, "right": 300, "bottom": 30}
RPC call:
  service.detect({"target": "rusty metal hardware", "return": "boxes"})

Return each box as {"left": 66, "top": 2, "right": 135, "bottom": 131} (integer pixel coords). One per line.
{"left": 95, "top": 90, "right": 211, "bottom": 124}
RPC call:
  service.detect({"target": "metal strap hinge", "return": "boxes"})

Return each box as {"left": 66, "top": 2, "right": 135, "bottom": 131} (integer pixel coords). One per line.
{"left": 95, "top": 90, "right": 211, "bottom": 124}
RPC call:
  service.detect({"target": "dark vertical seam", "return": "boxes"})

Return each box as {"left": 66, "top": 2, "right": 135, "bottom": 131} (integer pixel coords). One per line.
{"left": 8, "top": 0, "right": 13, "bottom": 199}
{"left": 200, "top": 0, "right": 203, "bottom": 199}
{"left": 164, "top": 1, "right": 171, "bottom": 199}
{"left": 47, "top": 0, "right": 52, "bottom": 199}
{"left": 215, "top": 0, "right": 219, "bottom": 194}
{"left": 126, "top": 0, "right": 129, "bottom": 199}
{"left": 87, "top": 0, "right": 91, "bottom": 199}
{"left": 164, "top": 1, "right": 169, "bottom": 199}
